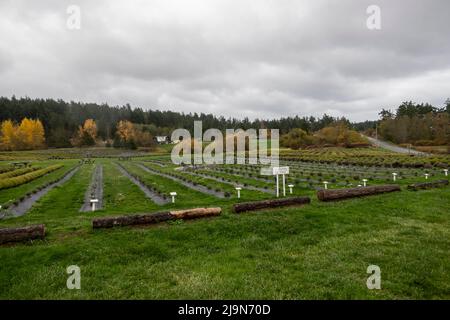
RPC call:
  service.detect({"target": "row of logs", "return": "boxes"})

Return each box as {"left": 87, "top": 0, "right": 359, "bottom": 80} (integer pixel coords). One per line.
{"left": 2, "top": 180, "right": 447, "bottom": 243}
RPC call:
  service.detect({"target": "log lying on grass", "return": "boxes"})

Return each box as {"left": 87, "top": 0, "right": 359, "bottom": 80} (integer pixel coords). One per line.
{"left": 233, "top": 197, "right": 311, "bottom": 213}
{"left": 92, "top": 207, "right": 221, "bottom": 229}
{"left": 317, "top": 185, "right": 401, "bottom": 202}
{"left": 0, "top": 224, "right": 45, "bottom": 244}
{"left": 407, "top": 179, "right": 449, "bottom": 191}
{"left": 169, "top": 207, "right": 221, "bottom": 220}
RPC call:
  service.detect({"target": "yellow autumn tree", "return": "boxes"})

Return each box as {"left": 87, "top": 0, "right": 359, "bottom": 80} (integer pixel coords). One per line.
{"left": 83, "top": 119, "right": 97, "bottom": 140}
{"left": 0, "top": 118, "right": 45, "bottom": 150}
{"left": 116, "top": 120, "right": 135, "bottom": 143}
{"left": 71, "top": 119, "right": 98, "bottom": 147}
{"left": 30, "top": 119, "right": 46, "bottom": 149}
{"left": 0, "top": 120, "right": 16, "bottom": 151}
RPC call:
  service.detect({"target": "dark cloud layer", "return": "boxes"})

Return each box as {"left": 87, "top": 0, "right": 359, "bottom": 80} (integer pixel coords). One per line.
{"left": 1, "top": 0, "right": 449, "bottom": 121}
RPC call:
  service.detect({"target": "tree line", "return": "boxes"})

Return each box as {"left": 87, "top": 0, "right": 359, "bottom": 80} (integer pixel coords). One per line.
{"left": 0, "top": 96, "right": 351, "bottom": 148}
{"left": 374, "top": 100, "right": 449, "bottom": 146}
{"left": 1, "top": 96, "right": 448, "bottom": 151}
{"left": 280, "top": 121, "right": 369, "bottom": 149}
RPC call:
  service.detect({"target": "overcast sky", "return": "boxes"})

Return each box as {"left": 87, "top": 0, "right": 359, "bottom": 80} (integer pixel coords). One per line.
{"left": 1, "top": 0, "right": 449, "bottom": 121}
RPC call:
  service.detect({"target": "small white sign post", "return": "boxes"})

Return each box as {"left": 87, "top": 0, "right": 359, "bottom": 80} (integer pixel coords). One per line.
{"left": 362, "top": 179, "right": 368, "bottom": 187}
{"left": 261, "top": 166, "right": 290, "bottom": 197}
{"left": 90, "top": 199, "right": 99, "bottom": 212}
{"left": 272, "top": 167, "right": 289, "bottom": 197}
{"left": 392, "top": 173, "right": 397, "bottom": 181}
{"left": 424, "top": 173, "right": 429, "bottom": 180}
{"left": 444, "top": 169, "right": 448, "bottom": 176}
{"left": 288, "top": 184, "right": 294, "bottom": 194}
{"left": 323, "top": 181, "right": 329, "bottom": 190}
{"left": 170, "top": 192, "right": 177, "bottom": 203}
{"left": 235, "top": 187, "right": 242, "bottom": 199}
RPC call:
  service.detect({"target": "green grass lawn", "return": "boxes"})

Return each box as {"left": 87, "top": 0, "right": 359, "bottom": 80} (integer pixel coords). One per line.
{"left": 0, "top": 162, "right": 448, "bottom": 298}
{"left": 0, "top": 148, "right": 449, "bottom": 299}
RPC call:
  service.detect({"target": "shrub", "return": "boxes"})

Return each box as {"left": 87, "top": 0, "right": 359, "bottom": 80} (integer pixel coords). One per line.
{"left": 0, "top": 167, "right": 37, "bottom": 180}
{"left": 0, "top": 164, "right": 63, "bottom": 190}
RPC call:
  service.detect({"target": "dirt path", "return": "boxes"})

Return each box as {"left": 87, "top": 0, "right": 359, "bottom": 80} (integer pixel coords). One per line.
{"left": 116, "top": 164, "right": 168, "bottom": 205}
{"left": 137, "top": 164, "right": 226, "bottom": 198}
{"left": 363, "top": 135, "right": 429, "bottom": 155}
{"left": 80, "top": 165, "right": 104, "bottom": 212}
{"left": 4, "top": 166, "right": 80, "bottom": 218}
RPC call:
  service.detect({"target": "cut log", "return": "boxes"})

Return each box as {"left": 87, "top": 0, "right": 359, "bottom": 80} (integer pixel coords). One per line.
{"left": 92, "top": 207, "right": 222, "bottom": 229}
{"left": 169, "top": 207, "right": 222, "bottom": 219}
{"left": 92, "top": 212, "right": 172, "bottom": 229}
{"left": 233, "top": 197, "right": 311, "bottom": 213}
{"left": 407, "top": 179, "right": 449, "bottom": 191}
{"left": 317, "top": 185, "right": 401, "bottom": 202}
{"left": 0, "top": 224, "right": 45, "bottom": 244}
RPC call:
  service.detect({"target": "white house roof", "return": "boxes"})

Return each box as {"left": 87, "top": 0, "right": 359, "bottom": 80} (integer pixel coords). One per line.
{"left": 155, "top": 136, "right": 168, "bottom": 142}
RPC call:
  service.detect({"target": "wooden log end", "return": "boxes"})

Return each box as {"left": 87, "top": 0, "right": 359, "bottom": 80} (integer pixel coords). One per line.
{"left": 0, "top": 224, "right": 45, "bottom": 245}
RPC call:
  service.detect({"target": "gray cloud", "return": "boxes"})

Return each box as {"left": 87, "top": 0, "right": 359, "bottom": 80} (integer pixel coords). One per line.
{"left": 1, "top": 0, "right": 449, "bottom": 121}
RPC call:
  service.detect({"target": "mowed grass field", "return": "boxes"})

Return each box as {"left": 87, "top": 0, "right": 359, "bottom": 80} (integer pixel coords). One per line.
{"left": 0, "top": 148, "right": 449, "bottom": 299}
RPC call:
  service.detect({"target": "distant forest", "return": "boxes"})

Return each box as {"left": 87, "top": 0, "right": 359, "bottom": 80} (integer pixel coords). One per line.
{"left": 0, "top": 96, "right": 350, "bottom": 148}
{"left": 0, "top": 96, "right": 448, "bottom": 148}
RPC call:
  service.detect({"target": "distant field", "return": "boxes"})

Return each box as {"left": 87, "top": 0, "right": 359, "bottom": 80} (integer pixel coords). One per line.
{"left": 0, "top": 147, "right": 449, "bottom": 299}
{"left": 412, "top": 145, "right": 449, "bottom": 155}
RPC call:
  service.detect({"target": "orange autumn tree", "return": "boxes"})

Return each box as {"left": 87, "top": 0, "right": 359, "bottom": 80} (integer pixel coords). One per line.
{"left": 0, "top": 118, "right": 46, "bottom": 151}
{"left": 71, "top": 119, "right": 98, "bottom": 147}
{"left": 116, "top": 120, "right": 135, "bottom": 143}
{"left": 114, "top": 120, "right": 154, "bottom": 149}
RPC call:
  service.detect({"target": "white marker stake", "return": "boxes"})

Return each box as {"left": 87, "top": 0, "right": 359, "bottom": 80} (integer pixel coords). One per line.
{"left": 276, "top": 175, "right": 279, "bottom": 197}
{"left": 235, "top": 187, "right": 242, "bottom": 199}
{"left": 424, "top": 173, "right": 429, "bottom": 180}
{"left": 288, "top": 184, "right": 294, "bottom": 194}
{"left": 282, "top": 174, "right": 286, "bottom": 196}
{"left": 323, "top": 181, "right": 329, "bottom": 190}
{"left": 392, "top": 173, "right": 397, "bottom": 181}
{"left": 362, "top": 179, "right": 368, "bottom": 187}
{"left": 170, "top": 192, "right": 177, "bottom": 203}
{"left": 444, "top": 169, "right": 448, "bottom": 176}
{"left": 90, "top": 199, "right": 98, "bottom": 212}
